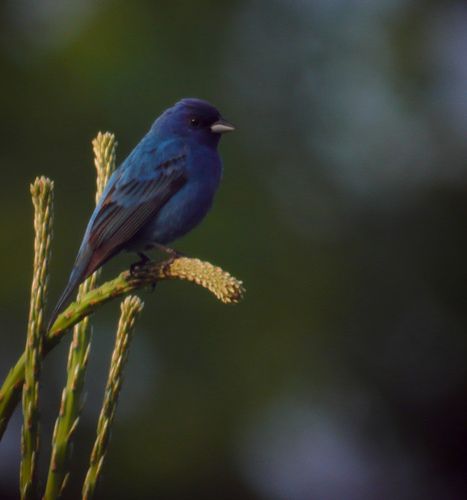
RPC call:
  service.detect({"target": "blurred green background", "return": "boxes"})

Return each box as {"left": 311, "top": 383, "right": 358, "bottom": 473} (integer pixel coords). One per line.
{"left": 1, "top": 1, "right": 467, "bottom": 499}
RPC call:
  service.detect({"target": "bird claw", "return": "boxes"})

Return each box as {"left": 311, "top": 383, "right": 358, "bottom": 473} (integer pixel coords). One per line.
{"left": 130, "top": 252, "right": 150, "bottom": 276}
{"left": 142, "top": 244, "right": 183, "bottom": 274}
{"left": 129, "top": 247, "right": 182, "bottom": 278}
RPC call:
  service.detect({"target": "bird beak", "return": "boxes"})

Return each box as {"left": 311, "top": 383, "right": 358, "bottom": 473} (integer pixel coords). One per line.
{"left": 211, "top": 119, "right": 235, "bottom": 134}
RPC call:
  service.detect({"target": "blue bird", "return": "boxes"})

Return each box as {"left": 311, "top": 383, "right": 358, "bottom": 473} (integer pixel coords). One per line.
{"left": 49, "top": 98, "right": 234, "bottom": 328}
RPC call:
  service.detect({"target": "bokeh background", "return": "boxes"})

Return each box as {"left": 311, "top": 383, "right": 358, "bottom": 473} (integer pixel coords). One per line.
{"left": 1, "top": 1, "right": 467, "bottom": 499}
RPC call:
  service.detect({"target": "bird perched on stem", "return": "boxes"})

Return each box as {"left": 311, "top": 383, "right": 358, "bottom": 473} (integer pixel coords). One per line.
{"left": 49, "top": 98, "right": 234, "bottom": 328}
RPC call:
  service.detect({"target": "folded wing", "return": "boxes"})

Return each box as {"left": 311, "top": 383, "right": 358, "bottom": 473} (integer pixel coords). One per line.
{"left": 48, "top": 144, "right": 187, "bottom": 329}
{"left": 86, "top": 153, "right": 187, "bottom": 272}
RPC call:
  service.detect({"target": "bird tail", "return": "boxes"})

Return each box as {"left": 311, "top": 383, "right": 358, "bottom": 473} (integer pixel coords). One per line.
{"left": 47, "top": 245, "right": 95, "bottom": 332}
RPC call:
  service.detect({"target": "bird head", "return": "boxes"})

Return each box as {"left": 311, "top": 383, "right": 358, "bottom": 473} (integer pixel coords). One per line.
{"left": 153, "top": 98, "right": 235, "bottom": 147}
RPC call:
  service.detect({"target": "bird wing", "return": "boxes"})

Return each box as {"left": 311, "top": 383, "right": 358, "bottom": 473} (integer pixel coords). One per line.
{"left": 85, "top": 142, "right": 188, "bottom": 274}
{"left": 47, "top": 139, "right": 188, "bottom": 331}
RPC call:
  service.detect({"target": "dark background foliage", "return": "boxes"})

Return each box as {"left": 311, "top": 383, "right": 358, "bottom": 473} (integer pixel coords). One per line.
{"left": 1, "top": 1, "right": 466, "bottom": 499}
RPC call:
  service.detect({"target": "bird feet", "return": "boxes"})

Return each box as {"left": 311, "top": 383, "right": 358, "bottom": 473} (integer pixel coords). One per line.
{"left": 130, "top": 252, "right": 158, "bottom": 292}
{"left": 129, "top": 246, "right": 183, "bottom": 293}
{"left": 153, "top": 245, "right": 183, "bottom": 275}
{"left": 130, "top": 252, "right": 150, "bottom": 275}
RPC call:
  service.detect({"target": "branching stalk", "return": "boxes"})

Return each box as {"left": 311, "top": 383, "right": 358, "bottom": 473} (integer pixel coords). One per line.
{"left": 0, "top": 256, "right": 244, "bottom": 441}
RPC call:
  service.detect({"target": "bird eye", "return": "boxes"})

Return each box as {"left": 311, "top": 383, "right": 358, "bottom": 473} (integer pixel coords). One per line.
{"left": 190, "top": 117, "right": 200, "bottom": 127}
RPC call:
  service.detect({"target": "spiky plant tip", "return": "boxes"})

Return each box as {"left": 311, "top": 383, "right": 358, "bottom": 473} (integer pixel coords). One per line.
{"left": 30, "top": 176, "right": 54, "bottom": 199}
{"left": 121, "top": 295, "right": 144, "bottom": 319}
{"left": 92, "top": 131, "right": 117, "bottom": 201}
{"left": 161, "top": 257, "right": 245, "bottom": 304}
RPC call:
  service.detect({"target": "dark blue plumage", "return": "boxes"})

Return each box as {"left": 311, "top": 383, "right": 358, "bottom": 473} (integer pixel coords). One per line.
{"left": 49, "top": 98, "right": 234, "bottom": 328}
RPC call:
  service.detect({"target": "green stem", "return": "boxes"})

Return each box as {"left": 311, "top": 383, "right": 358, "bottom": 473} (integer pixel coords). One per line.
{"left": 44, "top": 132, "right": 116, "bottom": 500}
{"left": 82, "top": 296, "right": 143, "bottom": 500}
{"left": 43, "top": 283, "right": 95, "bottom": 500}
{"left": 20, "top": 177, "right": 54, "bottom": 500}
{"left": 0, "top": 256, "right": 244, "bottom": 442}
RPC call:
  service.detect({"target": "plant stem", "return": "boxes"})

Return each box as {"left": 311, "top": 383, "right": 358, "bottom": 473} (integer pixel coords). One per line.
{"left": 20, "top": 177, "right": 54, "bottom": 500}
{"left": 82, "top": 296, "right": 143, "bottom": 500}
{"left": 44, "top": 132, "right": 116, "bottom": 500}
{"left": 42, "top": 284, "right": 93, "bottom": 500}
{"left": 0, "top": 256, "right": 244, "bottom": 441}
